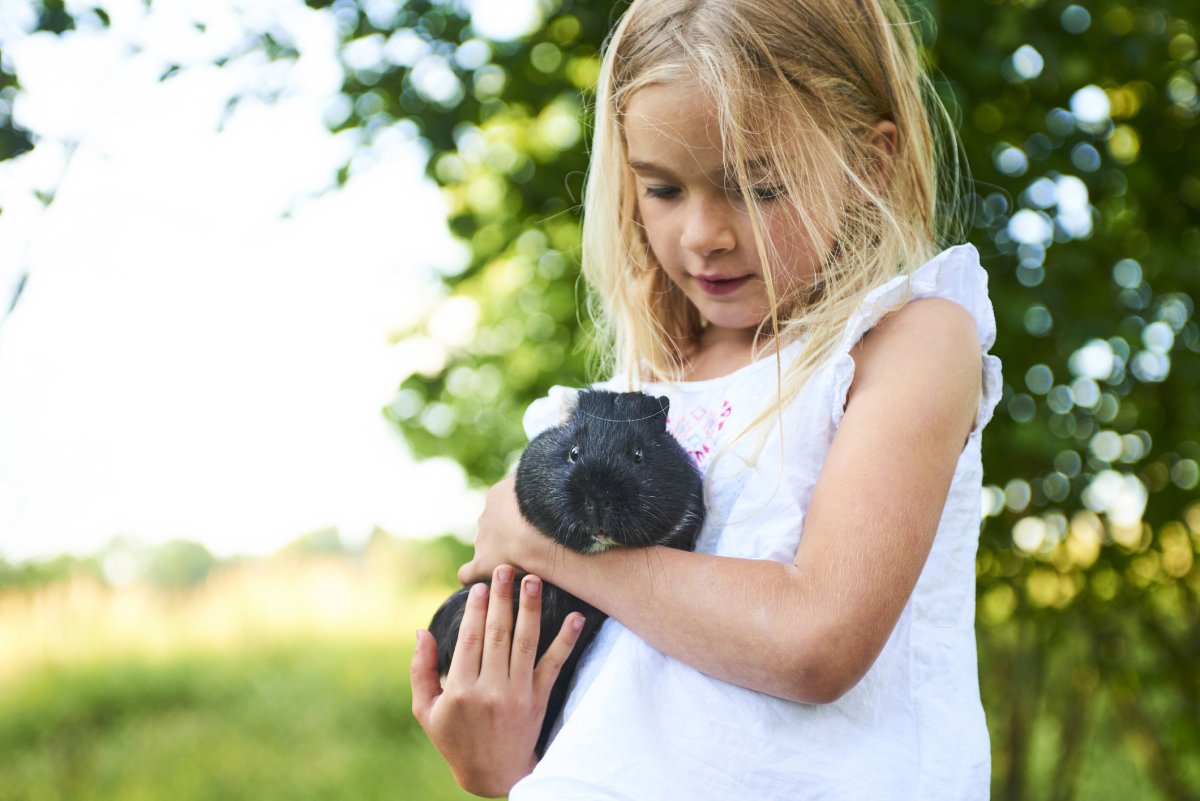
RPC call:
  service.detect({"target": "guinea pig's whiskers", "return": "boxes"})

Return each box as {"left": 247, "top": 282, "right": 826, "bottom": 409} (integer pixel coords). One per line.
{"left": 575, "top": 409, "right": 666, "bottom": 424}
{"left": 542, "top": 538, "right": 565, "bottom": 580}
{"left": 640, "top": 546, "right": 668, "bottom": 596}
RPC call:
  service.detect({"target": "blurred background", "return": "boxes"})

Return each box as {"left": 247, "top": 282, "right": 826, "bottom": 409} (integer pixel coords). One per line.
{"left": 0, "top": 0, "right": 1197, "bottom": 798}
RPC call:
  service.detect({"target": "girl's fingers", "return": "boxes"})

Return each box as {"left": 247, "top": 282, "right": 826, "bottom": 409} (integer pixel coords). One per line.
{"left": 533, "top": 613, "right": 586, "bottom": 700}
{"left": 509, "top": 574, "right": 544, "bottom": 679}
{"left": 409, "top": 629, "right": 442, "bottom": 723}
{"left": 445, "top": 581, "right": 490, "bottom": 685}
{"left": 480, "top": 565, "right": 517, "bottom": 677}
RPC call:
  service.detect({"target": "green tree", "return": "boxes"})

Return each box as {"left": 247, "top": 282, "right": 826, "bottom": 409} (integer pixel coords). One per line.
{"left": 143, "top": 539, "right": 219, "bottom": 589}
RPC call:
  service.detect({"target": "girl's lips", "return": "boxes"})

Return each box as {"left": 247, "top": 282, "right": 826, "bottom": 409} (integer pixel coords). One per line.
{"left": 696, "top": 275, "right": 751, "bottom": 296}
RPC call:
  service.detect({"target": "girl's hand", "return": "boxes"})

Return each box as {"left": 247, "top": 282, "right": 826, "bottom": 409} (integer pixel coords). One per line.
{"left": 410, "top": 565, "right": 585, "bottom": 798}
{"left": 458, "top": 473, "right": 545, "bottom": 585}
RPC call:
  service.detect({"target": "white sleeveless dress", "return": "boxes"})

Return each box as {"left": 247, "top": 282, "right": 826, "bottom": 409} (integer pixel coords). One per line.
{"left": 511, "top": 244, "right": 1003, "bottom": 800}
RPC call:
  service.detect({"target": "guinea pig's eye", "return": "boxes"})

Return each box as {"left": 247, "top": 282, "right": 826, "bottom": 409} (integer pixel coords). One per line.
{"left": 633, "top": 448, "right": 644, "bottom": 463}
{"left": 568, "top": 445, "right": 580, "bottom": 463}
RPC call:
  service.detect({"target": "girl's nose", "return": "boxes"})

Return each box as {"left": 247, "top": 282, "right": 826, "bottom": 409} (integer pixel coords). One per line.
{"left": 680, "top": 198, "right": 736, "bottom": 257}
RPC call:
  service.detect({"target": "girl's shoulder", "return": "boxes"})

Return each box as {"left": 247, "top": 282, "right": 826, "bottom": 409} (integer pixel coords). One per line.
{"left": 837, "top": 243, "right": 995, "bottom": 356}
{"left": 845, "top": 297, "right": 983, "bottom": 438}
{"left": 833, "top": 242, "right": 1003, "bottom": 438}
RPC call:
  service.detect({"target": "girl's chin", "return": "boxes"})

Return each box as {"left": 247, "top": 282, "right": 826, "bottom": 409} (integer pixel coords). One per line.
{"left": 699, "top": 305, "right": 770, "bottom": 329}
{"left": 699, "top": 316, "right": 770, "bottom": 341}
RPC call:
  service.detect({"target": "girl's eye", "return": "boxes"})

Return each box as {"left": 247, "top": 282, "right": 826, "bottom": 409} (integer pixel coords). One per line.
{"left": 735, "top": 185, "right": 785, "bottom": 202}
{"left": 633, "top": 448, "right": 644, "bottom": 463}
{"left": 643, "top": 186, "right": 680, "bottom": 200}
{"left": 568, "top": 445, "right": 581, "bottom": 463}
{"left": 751, "top": 185, "right": 785, "bottom": 201}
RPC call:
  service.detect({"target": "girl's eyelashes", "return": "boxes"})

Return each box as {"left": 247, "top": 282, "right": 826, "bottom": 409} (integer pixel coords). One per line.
{"left": 639, "top": 183, "right": 784, "bottom": 202}
{"left": 643, "top": 185, "right": 680, "bottom": 200}
{"left": 733, "top": 184, "right": 786, "bottom": 202}
{"left": 752, "top": 185, "right": 786, "bottom": 201}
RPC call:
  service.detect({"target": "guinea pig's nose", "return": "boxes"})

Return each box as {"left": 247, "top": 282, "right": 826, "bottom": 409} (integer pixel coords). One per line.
{"left": 583, "top": 493, "right": 613, "bottom": 519}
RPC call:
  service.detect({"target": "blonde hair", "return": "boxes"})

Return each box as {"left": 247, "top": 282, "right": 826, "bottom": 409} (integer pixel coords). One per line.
{"left": 581, "top": 0, "right": 968, "bottom": 448}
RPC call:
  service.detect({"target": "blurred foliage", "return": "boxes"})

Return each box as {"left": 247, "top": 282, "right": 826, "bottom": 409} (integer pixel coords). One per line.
{"left": 277, "top": 527, "right": 353, "bottom": 558}
{"left": 0, "top": 553, "right": 101, "bottom": 589}
{"left": 314, "top": 0, "right": 619, "bottom": 480}
{"left": 0, "top": 537, "right": 479, "bottom": 799}
{"left": 0, "top": 538, "right": 219, "bottom": 592}
{"left": 3, "top": 0, "right": 1200, "bottom": 798}
{"left": 388, "top": 531, "right": 475, "bottom": 591}
{"left": 0, "top": 529, "right": 472, "bottom": 593}
{"left": 0, "top": 642, "right": 474, "bottom": 800}
{"left": 142, "top": 539, "right": 219, "bottom": 589}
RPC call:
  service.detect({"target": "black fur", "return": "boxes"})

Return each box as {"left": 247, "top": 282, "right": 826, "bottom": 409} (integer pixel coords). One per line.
{"left": 427, "top": 390, "right": 706, "bottom": 755}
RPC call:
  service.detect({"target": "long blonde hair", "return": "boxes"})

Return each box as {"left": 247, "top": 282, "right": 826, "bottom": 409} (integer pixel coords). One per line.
{"left": 581, "top": 0, "right": 968, "bottom": 444}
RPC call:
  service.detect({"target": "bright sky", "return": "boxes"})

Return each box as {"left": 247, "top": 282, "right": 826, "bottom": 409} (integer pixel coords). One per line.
{"left": 0, "top": 0, "right": 538, "bottom": 561}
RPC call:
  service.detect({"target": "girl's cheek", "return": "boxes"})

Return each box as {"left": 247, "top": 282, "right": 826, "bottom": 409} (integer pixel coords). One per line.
{"left": 641, "top": 221, "right": 672, "bottom": 259}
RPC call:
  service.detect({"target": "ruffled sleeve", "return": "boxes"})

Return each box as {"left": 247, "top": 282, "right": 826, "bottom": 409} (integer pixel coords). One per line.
{"left": 829, "top": 243, "right": 1004, "bottom": 435}
{"left": 521, "top": 384, "right": 580, "bottom": 440}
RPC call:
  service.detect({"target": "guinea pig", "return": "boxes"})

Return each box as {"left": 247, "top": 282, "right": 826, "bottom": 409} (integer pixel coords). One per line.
{"left": 515, "top": 389, "right": 706, "bottom": 554}
{"left": 427, "top": 389, "right": 706, "bottom": 756}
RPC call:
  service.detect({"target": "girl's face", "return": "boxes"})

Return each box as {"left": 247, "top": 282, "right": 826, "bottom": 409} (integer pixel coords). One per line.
{"left": 624, "top": 81, "right": 837, "bottom": 345}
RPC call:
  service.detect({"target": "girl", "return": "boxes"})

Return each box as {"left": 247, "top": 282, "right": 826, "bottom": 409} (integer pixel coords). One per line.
{"left": 412, "top": 0, "right": 1003, "bottom": 798}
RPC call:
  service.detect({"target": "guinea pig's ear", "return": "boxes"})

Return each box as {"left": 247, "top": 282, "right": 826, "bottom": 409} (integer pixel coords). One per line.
{"left": 557, "top": 387, "right": 581, "bottom": 424}
{"left": 654, "top": 395, "right": 670, "bottom": 431}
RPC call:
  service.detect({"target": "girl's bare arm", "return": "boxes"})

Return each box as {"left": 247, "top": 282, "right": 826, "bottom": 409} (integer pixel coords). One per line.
{"left": 462, "top": 298, "right": 983, "bottom": 704}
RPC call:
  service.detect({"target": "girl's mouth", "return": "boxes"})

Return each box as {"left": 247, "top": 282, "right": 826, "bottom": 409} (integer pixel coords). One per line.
{"left": 696, "top": 275, "right": 751, "bottom": 296}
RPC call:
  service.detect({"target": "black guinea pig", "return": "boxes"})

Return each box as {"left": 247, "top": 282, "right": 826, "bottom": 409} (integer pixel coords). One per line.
{"left": 427, "top": 389, "right": 706, "bottom": 756}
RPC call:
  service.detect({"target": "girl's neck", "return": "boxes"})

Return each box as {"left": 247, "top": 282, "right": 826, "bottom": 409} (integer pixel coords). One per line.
{"left": 682, "top": 325, "right": 768, "bottom": 382}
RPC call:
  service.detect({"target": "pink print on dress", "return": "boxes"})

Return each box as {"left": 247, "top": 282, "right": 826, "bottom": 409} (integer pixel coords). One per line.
{"left": 666, "top": 400, "right": 733, "bottom": 467}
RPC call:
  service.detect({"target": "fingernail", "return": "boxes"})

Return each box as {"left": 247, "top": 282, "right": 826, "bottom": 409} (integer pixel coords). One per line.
{"left": 471, "top": 583, "right": 488, "bottom": 599}
{"left": 497, "top": 565, "right": 513, "bottom": 583}
{"left": 524, "top": 576, "right": 541, "bottom": 595}
{"left": 571, "top": 614, "right": 585, "bottom": 631}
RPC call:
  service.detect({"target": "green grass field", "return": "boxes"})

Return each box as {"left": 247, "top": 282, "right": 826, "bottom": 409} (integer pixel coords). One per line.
{"left": 0, "top": 642, "right": 475, "bottom": 801}
{"left": 0, "top": 541, "right": 480, "bottom": 801}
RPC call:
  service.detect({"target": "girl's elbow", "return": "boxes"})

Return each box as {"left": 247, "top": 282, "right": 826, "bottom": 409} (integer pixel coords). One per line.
{"left": 809, "top": 668, "right": 866, "bottom": 705}
{"left": 788, "top": 665, "right": 856, "bottom": 705}
{"left": 785, "top": 644, "right": 871, "bottom": 705}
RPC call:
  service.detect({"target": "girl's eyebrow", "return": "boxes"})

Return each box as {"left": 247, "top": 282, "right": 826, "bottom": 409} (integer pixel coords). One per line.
{"left": 629, "top": 158, "right": 718, "bottom": 184}
{"left": 628, "top": 157, "right": 775, "bottom": 182}
{"left": 627, "top": 159, "right": 675, "bottom": 176}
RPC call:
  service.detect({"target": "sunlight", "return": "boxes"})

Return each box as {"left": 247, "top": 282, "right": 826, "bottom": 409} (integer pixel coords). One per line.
{"left": 0, "top": 0, "right": 479, "bottom": 561}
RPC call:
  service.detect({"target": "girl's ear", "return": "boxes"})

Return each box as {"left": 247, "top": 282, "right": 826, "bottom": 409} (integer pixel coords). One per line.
{"left": 866, "top": 120, "right": 898, "bottom": 188}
